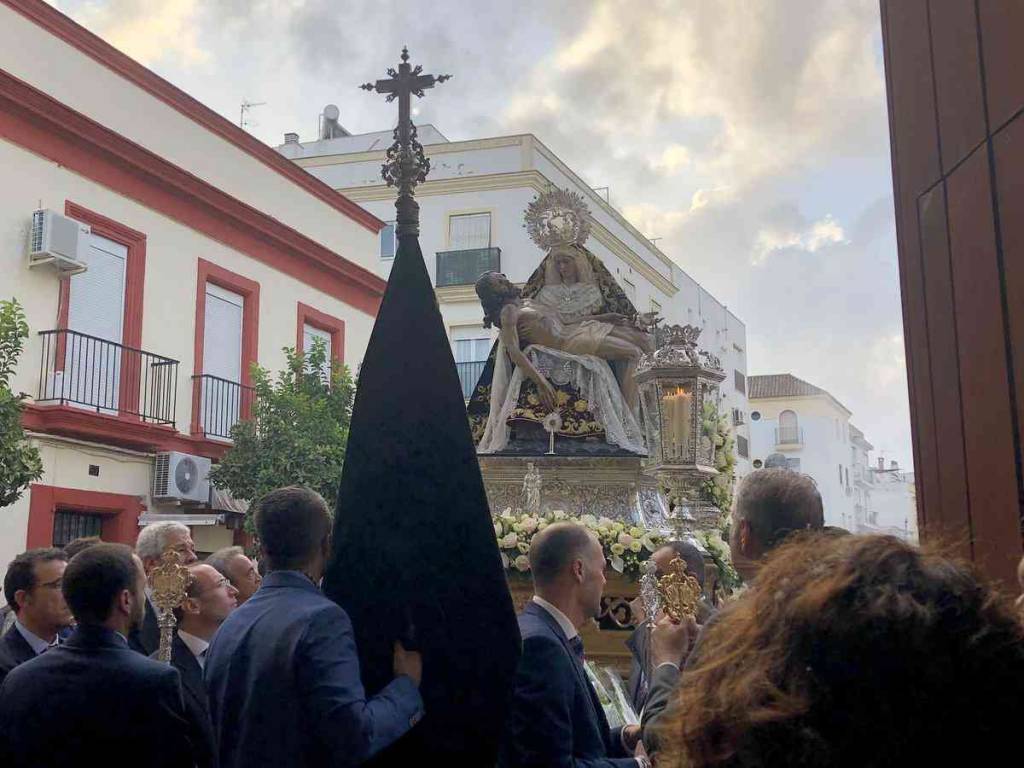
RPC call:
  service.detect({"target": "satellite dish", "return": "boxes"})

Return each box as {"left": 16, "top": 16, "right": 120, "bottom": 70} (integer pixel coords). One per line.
{"left": 323, "top": 104, "right": 340, "bottom": 122}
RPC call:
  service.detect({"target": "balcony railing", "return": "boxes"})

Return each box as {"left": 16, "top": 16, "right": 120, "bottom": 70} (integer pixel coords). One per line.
{"left": 436, "top": 247, "right": 501, "bottom": 287}
{"left": 775, "top": 426, "right": 804, "bottom": 446}
{"left": 191, "top": 374, "right": 255, "bottom": 440}
{"left": 456, "top": 360, "right": 487, "bottom": 399}
{"left": 36, "top": 329, "right": 178, "bottom": 424}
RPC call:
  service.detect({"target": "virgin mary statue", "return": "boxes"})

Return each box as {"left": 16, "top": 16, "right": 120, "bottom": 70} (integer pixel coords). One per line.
{"left": 467, "top": 189, "right": 652, "bottom": 455}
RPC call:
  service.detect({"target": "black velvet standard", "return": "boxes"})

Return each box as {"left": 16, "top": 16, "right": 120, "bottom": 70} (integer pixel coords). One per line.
{"left": 323, "top": 231, "right": 522, "bottom": 766}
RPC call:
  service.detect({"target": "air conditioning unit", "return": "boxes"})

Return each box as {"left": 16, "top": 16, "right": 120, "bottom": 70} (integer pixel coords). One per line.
{"left": 153, "top": 452, "right": 211, "bottom": 504}
{"left": 27, "top": 209, "right": 89, "bottom": 274}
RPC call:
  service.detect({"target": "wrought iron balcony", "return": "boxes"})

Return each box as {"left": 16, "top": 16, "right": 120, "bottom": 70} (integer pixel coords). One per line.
{"left": 455, "top": 360, "right": 487, "bottom": 399}
{"left": 36, "top": 329, "right": 178, "bottom": 425}
{"left": 436, "top": 247, "right": 501, "bottom": 287}
{"left": 775, "top": 426, "right": 804, "bottom": 446}
{"left": 191, "top": 374, "right": 255, "bottom": 440}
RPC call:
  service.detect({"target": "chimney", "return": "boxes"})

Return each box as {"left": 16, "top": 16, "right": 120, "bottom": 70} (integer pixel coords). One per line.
{"left": 877, "top": 457, "right": 884, "bottom": 471}
{"left": 283, "top": 132, "right": 299, "bottom": 145}
{"left": 890, "top": 460, "right": 898, "bottom": 470}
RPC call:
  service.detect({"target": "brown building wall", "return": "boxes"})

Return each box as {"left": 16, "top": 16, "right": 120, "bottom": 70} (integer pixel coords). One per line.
{"left": 880, "top": 0, "right": 1023, "bottom": 588}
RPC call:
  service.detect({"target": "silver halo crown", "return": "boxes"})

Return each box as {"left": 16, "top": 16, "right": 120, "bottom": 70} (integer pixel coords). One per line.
{"left": 524, "top": 187, "right": 592, "bottom": 251}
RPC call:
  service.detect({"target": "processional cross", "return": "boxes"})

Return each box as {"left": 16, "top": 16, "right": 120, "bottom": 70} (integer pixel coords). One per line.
{"left": 361, "top": 47, "right": 451, "bottom": 236}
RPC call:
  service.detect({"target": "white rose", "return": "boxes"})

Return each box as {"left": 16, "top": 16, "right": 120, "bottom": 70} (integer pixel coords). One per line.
{"left": 537, "top": 520, "right": 549, "bottom": 531}
{"left": 501, "top": 532, "right": 518, "bottom": 549}
{"left": 580, "top": 514, "right": 598, "bottom": 527}
{"left": 610, "top": 543, "right": 626, "bottom": 556}
{"left": 521, "top": 516, "right": 539, "bottom": 535}
{"left": 597, "top": 516, "right": 616, "bottom": 529}
{"left": 617, "top": 532, "right": 633, "bottom": 547}
{"left": 514, "top": 555, "right": 530, "bottom": 572}
{"left": 629, "top": 540, "right": 642, "bottom": 553}
{"left": 553, "top": 510, "right": 568, "bottom": 520}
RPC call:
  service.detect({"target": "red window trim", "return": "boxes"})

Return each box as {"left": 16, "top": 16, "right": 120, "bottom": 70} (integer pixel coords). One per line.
{"left": 296, "top": 302, "right": 346, "bottom": 366}
{"left": 56, "top": 201, "right": 147, "bottom": 416}
{"left": 27, "top": 483, "right": 145, "bottom": 548}
{"left": 191, "top": 259, "right": 260, "bottom": 436}
{"left": 0, "top": 67, "right": 384, "bottom": 315}
{"left": 2, "top": 0, "right": 383, "bottom": 235}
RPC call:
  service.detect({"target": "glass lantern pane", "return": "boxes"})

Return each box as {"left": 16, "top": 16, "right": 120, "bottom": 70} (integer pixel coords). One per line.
{"left": 661, "top": 382, "right": 693, "bottom": 462}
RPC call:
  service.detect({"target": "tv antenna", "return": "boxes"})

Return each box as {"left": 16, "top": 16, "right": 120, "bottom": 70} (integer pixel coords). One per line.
{"left": 240, "top": 99, "right": 266, "bottom": 130}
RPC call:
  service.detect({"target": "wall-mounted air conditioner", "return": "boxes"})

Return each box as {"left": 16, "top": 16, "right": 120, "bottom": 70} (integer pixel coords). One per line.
{"left": 153, "top": 452, "right": 212, "bottom": 504}
{"left": 27, "top": 209, "right": 89, "bottom": 275}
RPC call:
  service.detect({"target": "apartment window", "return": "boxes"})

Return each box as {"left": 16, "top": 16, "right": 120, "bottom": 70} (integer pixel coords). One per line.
{"left": 734, "top": 370, "right": 746, "bottom": 395}
{"left": 778, "top": 410, "right": 799, "bottom": 444}
{"left": 303, "top": 324, "right": 332, "bottom": 378}
{"left": 845, "top": 467, "right": 850, "bottom": 487}
{"left": 449, "top": 212, "right": 491, "bottom": 250}
{"left": 380, "top": 222, "right": 396, "bottom": 259}
{"left": 736, "top": 434, "right": 749, "bottom": 458}
{"left": 452, "top": 331, "right": 492, "bottom": 399}
{"left": 52, "top": 510, "right": 102, "bottom": 548}
{"left": 623, "top": 278, "right": 637, "bottom": 301}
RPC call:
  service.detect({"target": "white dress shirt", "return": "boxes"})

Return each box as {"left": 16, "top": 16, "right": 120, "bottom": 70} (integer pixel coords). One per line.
{"left": 531, "top": 595, "right": 579, "bottom": 641}
{"left": 177, "top": 629, "right": 210, "bottom": 669}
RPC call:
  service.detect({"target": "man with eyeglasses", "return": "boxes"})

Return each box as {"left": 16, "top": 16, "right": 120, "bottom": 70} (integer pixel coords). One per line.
{"left": 206, "top": 547, "right": 261, "bottom": 605}
{"left": 155, "top": 563, "right": 238, "bottom": 768}
{"left": 0, "top": 549, "right": 72, "bottom": 686}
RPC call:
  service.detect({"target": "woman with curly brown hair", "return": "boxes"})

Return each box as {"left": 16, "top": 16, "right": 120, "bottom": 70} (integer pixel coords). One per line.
{"left": 657, "top": 533, "right": 1024, "bottom": 767}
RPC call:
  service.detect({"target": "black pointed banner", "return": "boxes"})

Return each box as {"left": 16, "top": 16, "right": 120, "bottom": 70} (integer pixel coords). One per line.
{"left": 323, "top": 229, "right": 521, "bottom": 765}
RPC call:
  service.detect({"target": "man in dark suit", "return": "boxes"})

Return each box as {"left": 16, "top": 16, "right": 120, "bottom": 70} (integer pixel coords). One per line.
{"left": 626, "top": 540, "right": 709, "bottom": 714}
{"left": 131, "top": 521, "right": 197, "bottom": 655}
{"left": 154, "top": 562, "right": 238, "bottom": 768}
{"left": 0, "top": 548, "right": 72, "bottom": 686}
{"left": 499, "top": 522, "right": 647, "bottom": 768}
{"left": 640, "top": 468, "right": 826, "bottom": 755}
{"left": 0, "top": 543, "right": 195, "bottom": 768}
{"left": 205, "top": 486, "right": 425, "bottom": 768}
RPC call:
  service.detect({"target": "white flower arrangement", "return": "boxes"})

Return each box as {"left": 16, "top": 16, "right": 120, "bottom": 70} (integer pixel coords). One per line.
{"left": 493, "top": 507, "right": 665, "bottom": 575}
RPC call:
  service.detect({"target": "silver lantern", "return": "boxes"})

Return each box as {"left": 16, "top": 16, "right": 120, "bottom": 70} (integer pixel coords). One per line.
{"left": 635, "top": 324, "right": 726, "bottom": 535}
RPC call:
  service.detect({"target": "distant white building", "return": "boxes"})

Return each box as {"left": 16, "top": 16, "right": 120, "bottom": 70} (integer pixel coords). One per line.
{"left": 748, "top": 374, "right": 855, "bottom": 527}
{"left": 866, "top": 460, "right": 918, "bottom": 542}
{"left": 749, "top": 374, "right": 916, "bottom": 540}
{"left": 277, "top": 119, "right": 752, "bottom": 475}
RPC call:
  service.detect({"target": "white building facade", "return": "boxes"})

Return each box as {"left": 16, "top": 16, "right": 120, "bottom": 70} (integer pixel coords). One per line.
{"left": 749, "top": 374, "right": 916, "bottom": 540}
{"left": 0, "top": 0, "right": 384, "bottom": 579}
{"left": 277, "top": 122, "right": 752, "bottom": 475}
{"left": 748, "top": 374, "right": 856, "bottom": 528}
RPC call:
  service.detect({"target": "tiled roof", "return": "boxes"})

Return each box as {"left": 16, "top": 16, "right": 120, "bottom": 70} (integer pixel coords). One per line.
{"left": 748, "top": 374, "right": 827, "bottom": 399}
{"left": 749, "top": 373, "right": 852, "bottom": 415}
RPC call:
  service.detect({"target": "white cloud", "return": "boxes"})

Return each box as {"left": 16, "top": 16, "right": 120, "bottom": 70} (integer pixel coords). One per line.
{"left": 752, "top": 214, "right": 848, "bottom": 265}
{"left": 65, "top": 0, "right": 208, "bottom": 66}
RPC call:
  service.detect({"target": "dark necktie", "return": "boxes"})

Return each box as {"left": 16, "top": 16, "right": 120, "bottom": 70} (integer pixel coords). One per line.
{"left": 568, "top": 634, "right": 585, "bottom": 661}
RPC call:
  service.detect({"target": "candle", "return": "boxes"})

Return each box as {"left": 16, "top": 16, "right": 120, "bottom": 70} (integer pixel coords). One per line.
{"left": 661, "top": 388, "right": 692, "bottom": 459}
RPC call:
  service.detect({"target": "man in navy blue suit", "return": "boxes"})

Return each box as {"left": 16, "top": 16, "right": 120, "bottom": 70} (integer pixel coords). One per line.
{"left": 0, "top": 548, "right": 72, "bottom": 687}
{"left": 0, "top": 543, "right": 195, "bottom": 768}
{"left": 499, "top": 522, "right": 649, "bottom": 768}
{"left": 205, "top": 486, "right": 425, "bottom": 768}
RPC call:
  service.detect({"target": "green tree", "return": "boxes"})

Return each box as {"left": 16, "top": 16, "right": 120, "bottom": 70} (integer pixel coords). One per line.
{"left": 0, "top": 298, "right": 43, "bottom": 507}
{"left": 209, "top": 340, "right": 354, "bottom": 532}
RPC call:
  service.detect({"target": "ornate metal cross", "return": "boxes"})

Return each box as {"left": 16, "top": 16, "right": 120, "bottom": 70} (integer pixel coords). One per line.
{"left": 361, "top": 47, "right": 451, "bottom": 237}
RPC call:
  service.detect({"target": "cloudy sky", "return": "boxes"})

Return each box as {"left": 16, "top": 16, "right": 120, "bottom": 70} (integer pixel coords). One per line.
{"left": 49, "top": 0, "right": 912, "bottom": 467}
